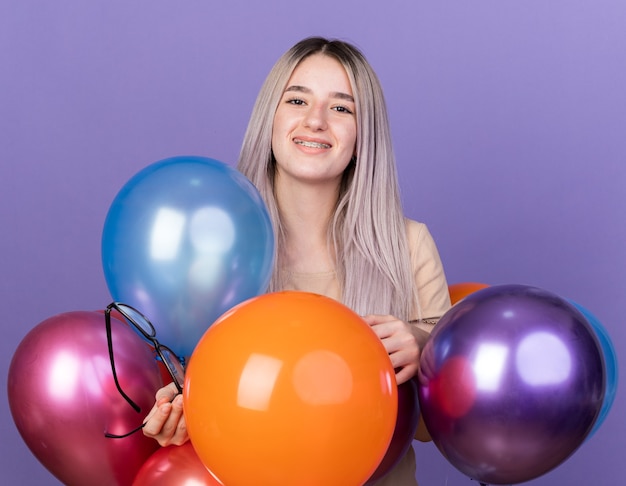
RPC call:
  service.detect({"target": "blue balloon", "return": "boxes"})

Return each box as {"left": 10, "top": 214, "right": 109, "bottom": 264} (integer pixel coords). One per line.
{"left": 569, "top": 300, "right": 618, "bottom": 439}
{"left": 102, "top": 156, "right": 275, "bottom": 358}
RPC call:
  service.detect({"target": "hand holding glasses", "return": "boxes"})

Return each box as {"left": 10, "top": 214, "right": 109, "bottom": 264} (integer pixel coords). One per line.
{"left": 104, "top": 302, "right": 186, "bottom": 439}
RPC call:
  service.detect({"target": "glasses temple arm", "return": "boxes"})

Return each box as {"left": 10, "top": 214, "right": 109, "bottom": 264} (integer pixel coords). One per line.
{"left": 106, "top": 310, "right": 142, "bottom": 413}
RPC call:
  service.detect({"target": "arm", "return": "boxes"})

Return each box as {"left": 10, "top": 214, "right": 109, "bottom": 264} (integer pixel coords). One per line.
{"left": 367, "top": 221, "right": 451, "bottom": 441}
{"left": 364, "top": 221, "right": 450, "bottom": 382}
{"left": 407, "top": 220, "right": 451, "bottom": 330}
{"left": 409, "top": 221, "right": 452, "bottom": 442}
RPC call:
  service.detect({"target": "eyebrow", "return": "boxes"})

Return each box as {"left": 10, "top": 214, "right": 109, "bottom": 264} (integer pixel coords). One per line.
{"left": 284, "top": 85, "right": 355, "bottom": 103}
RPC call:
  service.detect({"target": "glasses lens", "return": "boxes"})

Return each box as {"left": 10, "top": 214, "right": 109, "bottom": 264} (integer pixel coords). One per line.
{"left": 116, "top": 303, "right": 155, "bottom": 337}
{"left": 160, "top": 345, "right": 185, "bottom": 390}
{"left": 104, "top": 302, "right": 184, "bottom": 440}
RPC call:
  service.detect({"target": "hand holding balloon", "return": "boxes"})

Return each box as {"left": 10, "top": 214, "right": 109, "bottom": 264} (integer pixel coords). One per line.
{"left": 142, "top": 383, "right": 188, "bottom": 447}
{"left": 363, "top": 314, "right": 429, "bottom": 384}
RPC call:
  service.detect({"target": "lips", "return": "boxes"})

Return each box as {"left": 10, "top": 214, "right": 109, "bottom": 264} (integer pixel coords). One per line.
{"left": 294, "top": 138, "right": 331, "bottom": 149}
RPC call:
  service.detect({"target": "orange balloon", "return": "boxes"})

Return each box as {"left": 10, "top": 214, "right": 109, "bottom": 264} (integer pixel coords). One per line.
{"left": 184, "top": 291, "right": 397, "bottom": 486}
{"left": 448, "top": 282, "right": 490, "bottom": 305}
{"left": 133, "top": 443, "right": 222, "bottom": 485}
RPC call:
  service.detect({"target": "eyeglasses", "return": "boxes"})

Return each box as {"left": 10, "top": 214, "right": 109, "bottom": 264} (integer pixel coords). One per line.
{"left": 104, "top": 302, "right": 185, "bottom": 439}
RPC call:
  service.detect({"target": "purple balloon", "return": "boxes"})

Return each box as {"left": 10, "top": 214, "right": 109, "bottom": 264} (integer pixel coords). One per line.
{"left": 8, "top": 311, "right": 164, "bottom": 486}
{"left": 365, "top": 379, "right": 420, "bottom": 484}
{"left": 417, "top": 284, "right": 604, "bottom": 485}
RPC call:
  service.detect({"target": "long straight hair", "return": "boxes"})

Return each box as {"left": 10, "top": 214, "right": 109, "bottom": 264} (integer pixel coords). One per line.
{"left": 237, "top": 37, "right": 418, "bottom": 320}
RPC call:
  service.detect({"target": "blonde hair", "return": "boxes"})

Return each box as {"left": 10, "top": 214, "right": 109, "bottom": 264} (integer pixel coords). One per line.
{"left": 237, "top": 37, "right": 418, "bottom": 320}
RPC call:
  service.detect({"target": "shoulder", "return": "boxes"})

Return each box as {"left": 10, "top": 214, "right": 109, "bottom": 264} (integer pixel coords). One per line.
{"left": 404, "top": 218, "right": 451, "bottom": 321}
{"left": 404, "top": 218, "right": 435, "bottom": 249}
{"left": 403, "top": 217, "right": 446, "bottom": 277}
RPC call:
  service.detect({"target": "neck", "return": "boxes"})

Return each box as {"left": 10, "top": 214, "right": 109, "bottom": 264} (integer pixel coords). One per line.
{"left": 275, "top": 175, "right": 341, "bottom": 272}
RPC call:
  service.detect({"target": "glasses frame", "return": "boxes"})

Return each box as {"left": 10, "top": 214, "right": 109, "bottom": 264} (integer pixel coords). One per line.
{"left": 104, "top": 302, "right": 185, "bottom": 439}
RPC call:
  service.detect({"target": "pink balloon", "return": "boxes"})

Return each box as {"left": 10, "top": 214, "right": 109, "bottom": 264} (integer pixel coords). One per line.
{"left": 8, "top": 311, "right": 164, "bottom": 486}
{"left": 133, "top": 443, "right": 223, "bottom": 485}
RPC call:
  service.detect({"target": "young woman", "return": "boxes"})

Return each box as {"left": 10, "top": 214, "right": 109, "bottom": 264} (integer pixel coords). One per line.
{"left": 143, "top": 36, "right": 451, "bottom": 485}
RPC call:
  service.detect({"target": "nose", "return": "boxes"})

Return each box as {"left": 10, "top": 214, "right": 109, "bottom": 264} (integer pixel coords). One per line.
{"left": 303, "top": 104, "right": 327, "bottom": 131}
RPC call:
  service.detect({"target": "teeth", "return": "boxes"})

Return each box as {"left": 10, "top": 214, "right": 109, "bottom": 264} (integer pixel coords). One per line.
{"left": 295, "top": 139, "right": 331, "bottom": 149}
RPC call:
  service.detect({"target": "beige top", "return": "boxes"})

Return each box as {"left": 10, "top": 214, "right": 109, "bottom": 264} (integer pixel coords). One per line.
{"left": 283, "top": 219, "right": 450, "bottom": 324}
{"left": 282, "top": 219, "right": 451, "bottom": 485}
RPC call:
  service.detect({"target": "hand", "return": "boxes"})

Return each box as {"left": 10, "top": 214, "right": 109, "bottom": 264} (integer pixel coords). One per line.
{"left": 142, "top": 382, "right": 189, "bottom": 446}
{"left": 362, "top": 314, "right": 427, "bottom": 385}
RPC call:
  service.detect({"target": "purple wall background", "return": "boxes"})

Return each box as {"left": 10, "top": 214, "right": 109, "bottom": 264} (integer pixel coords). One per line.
{"left": 1, "top": 1, "right": 624, "bottom": 484}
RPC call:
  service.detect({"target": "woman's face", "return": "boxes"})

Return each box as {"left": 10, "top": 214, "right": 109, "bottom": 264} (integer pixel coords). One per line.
{"left": 272, "top": 53, "right": 357, "bottom": 187}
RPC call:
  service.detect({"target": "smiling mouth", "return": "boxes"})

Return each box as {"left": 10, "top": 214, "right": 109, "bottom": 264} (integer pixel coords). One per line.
{"left": 294, "top": 139, "right": 331, "bottom": 149}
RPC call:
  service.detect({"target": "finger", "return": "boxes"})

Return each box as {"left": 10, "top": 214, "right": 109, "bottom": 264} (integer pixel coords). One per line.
{"left": 361, "top": 314, "right": 396, "bottom": 325}
{"left": 169, "top": 407, "right": 189, "bottom": 444}
{"left": 143, "top": 382, "right": 180, "bottom": 424}
{"left": 143, "top": 395, "right": 187, "bottom": 446}
{"left": 370, "top": 324, "right": 392, "bottom": 341}
{"left": 368, "top": 320, "right": 404, "bottom": 340}
{"left": 159, "top": 395, "right": 188, "bottom": 446}
{"left": 383, "top": 328, "right": 419, "bottom": 355}
{"left": 142, "top": 400, "right": 173, "bottom": 439}
{"left": 155, "top": 382, "right": 180, "bottom": 402}
{"left": 395, "top": 363, "right": 418, "bottom": 385}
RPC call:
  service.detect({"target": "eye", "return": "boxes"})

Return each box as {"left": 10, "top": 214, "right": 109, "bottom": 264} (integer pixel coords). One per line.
{"left": 286, "top": 97, "right": 305, "bottom": 106}
{"left": 332, "top": 105, "right": 354, "bottom": 115}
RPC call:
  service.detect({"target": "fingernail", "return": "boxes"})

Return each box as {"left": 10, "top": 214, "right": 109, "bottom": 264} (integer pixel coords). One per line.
{"left": 159, "top": 403, "right": 171, "bottom": 415}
